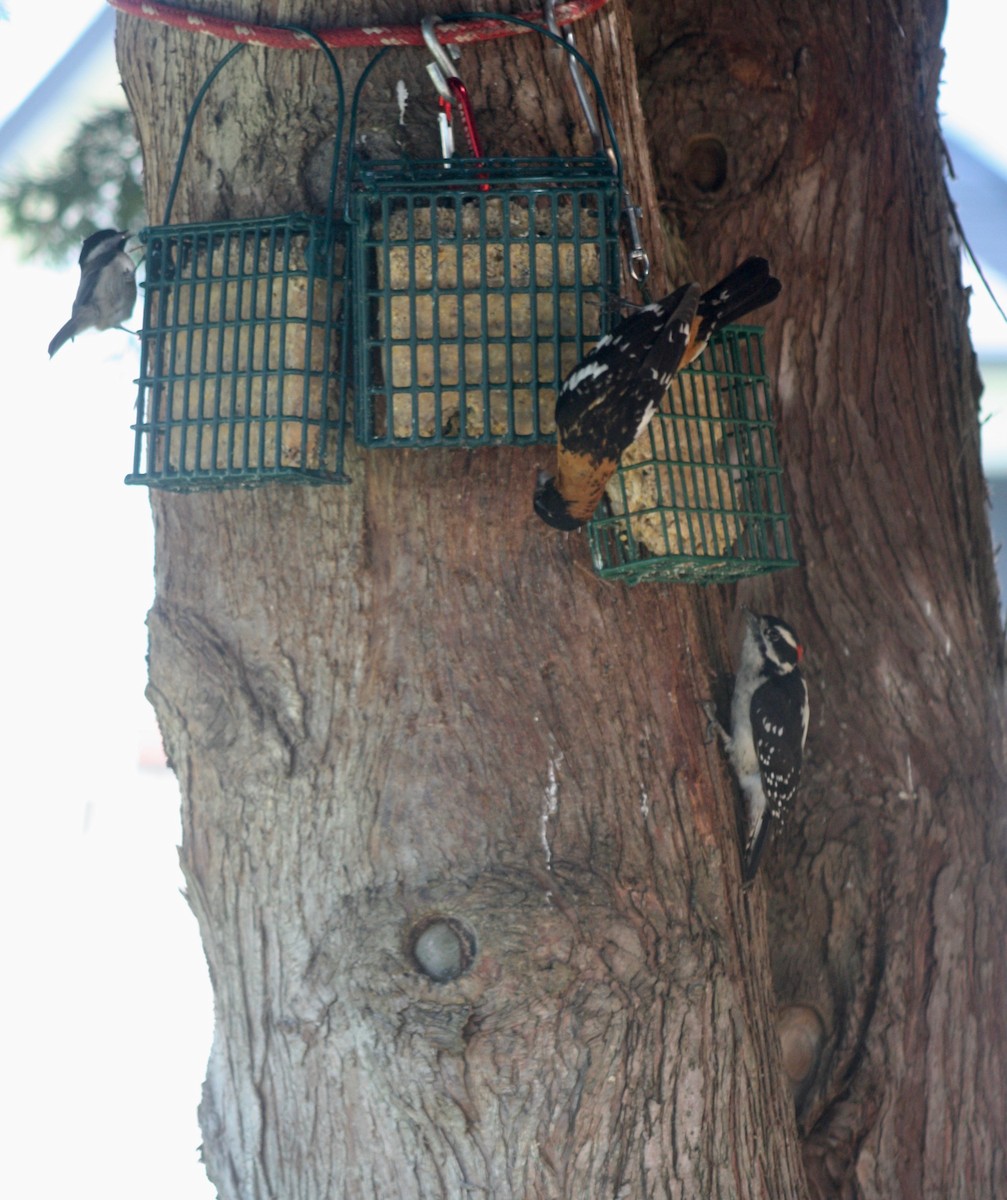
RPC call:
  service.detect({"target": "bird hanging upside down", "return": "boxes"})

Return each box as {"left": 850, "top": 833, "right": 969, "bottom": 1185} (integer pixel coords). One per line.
{"left": 533, "top": 257, "right": 782, "bottom": 530}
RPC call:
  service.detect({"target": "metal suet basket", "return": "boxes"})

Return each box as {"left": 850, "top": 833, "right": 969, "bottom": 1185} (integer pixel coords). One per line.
{"left": 347, "top": 14, "right": 624, "bottom": 448}
{"left": 586, "top": 325, "right": 797, "bottom": 584}
{"left": 126, "top": 36, "right": 350, "bottom": 491}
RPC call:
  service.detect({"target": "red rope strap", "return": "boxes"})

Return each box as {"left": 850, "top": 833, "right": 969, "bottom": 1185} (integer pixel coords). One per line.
{"left": 105, "top": 0, "right": 610, "bottom": 49}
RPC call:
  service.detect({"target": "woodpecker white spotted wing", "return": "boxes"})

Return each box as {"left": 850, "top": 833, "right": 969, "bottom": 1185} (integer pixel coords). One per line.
{"left": 534, "top": 257, "right": 781, "bottom": 530}
{"left": 743, "top": 656, "right": 809, "bottom": 879}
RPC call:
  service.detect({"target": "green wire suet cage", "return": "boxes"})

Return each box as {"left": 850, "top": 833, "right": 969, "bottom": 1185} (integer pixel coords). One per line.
{"left": 127, "top": 36, "right": 351, "bottom": 491}
{"left": 348, "top": 15, "right": 624, "bottom": 448}
{"left": 586, "top": 325, "right": 798, "bottom": 584}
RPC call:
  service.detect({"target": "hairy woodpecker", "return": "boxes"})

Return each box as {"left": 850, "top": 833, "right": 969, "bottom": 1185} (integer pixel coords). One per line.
{"left": 707, "top": 608, "right": 809, "bottom": 881}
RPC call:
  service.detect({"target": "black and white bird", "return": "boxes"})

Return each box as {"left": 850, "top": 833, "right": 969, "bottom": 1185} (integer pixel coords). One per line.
{"left": 706, "top": 609, "right": 809, "bottom": 882}
{"left": 48, "top": 229, "right": 138, "bottom": 358}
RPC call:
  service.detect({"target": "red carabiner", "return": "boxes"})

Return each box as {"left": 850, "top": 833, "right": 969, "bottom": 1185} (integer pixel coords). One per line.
{"left": 447, "top": 77, "right": 489, "bottom": 190}
{"left": 448, "top": 77, "right": 483, "bottom": 159}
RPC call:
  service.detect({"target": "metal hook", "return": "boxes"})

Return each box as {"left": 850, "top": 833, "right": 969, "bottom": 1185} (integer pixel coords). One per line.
{"left": 421, "top": 15, "right": 462, "bottom": 159}
{"left": 421, "top": 14, "right": 461, "bottom": 98}
{"left": 542, "top": 0, "right": 651, "bottom": 289}
{"left": 544, "top": 0, "right": 604, "bottom": 154}
{"left": 421, "top": 15, "right": 485, "bottom": 163}
{"left": 625, "top": 208, "right": 651, "bottom": 283}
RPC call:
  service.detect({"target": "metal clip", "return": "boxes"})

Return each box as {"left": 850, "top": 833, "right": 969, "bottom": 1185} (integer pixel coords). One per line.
{"left": 544, "top": 0, "right": 603, "bottom": 154}
{"left": 422, "top": 15, "right": 460, "bottom": 160}
{"left": 421, "top": 15, "right": 484, "bottom": 161}
{"left": 623, "top": 200, "right": 651, "bottom": 283}
{"left": 422, "top": 14, "right": 461, "bottom": 88}
{"left": 542, "top": 0, "right": 650, "bottom": 288}
{"left": 434, "top": 99, "right": 454, "bottom": 159}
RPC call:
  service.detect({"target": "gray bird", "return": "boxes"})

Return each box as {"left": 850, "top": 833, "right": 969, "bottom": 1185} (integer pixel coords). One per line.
{"left": 48, "top": 229, "right": 138, "bottom": 357}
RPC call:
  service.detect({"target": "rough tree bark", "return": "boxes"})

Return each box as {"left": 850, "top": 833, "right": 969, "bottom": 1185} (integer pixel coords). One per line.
{"left": 629, "top": 1, "right": 1007, "bottom": 1194}
{"left": 116, "top": 1, "right": 1005, "bottom": 1198}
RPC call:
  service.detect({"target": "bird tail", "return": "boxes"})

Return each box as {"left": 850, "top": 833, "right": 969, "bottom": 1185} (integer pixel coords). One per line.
{"left": 687, "top": 257, "right": 782, "bottom": 361}
{"left": 742, "top": 814, "right": 772, "bottom": 884}
{"left": 48, "top": 320, "right": 76, "bottom": 358}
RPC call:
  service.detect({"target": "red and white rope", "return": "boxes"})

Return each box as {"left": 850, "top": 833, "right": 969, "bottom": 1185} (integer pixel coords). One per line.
{"left": 105, "top": 0, "right": 610, "bottom": 49}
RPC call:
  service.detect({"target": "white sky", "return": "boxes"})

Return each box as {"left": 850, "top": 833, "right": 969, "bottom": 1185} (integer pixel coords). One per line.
{"left": 0, "top": 3, "right": 105, "bottom": 124}
{"left": 0, "top": 3, "right": 1004, "bottom": 1198}
{"left": 941, "top": 3, "right": 1007, "bottom": 177}
{"left": 0, "top": 6, "right": 214, "bottom": 1200}
{"left": 941, "top": 4, "right": 1007, "bottom": 380}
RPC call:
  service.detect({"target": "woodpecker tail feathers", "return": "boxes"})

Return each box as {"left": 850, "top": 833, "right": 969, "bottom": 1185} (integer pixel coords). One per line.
{"left": 742, "top": 817, "right": 772, "bottom": 884}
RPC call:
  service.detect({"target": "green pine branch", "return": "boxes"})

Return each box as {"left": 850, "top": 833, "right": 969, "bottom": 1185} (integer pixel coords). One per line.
{"left": 1, "top": 106, "right": 144, "bottom": 262}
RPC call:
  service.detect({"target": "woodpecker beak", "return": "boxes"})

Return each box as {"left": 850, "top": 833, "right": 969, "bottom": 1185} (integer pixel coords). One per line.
{"left": 742, "top": 606, "right": 760, "bottom": 632}
{"left": 535, "top": 469, "right": 552, "bottom": 490}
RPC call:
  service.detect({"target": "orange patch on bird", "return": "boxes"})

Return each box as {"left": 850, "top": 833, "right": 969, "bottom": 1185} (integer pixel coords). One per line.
{"left": 555, "top": 448, "right": 617, "bottom": 522}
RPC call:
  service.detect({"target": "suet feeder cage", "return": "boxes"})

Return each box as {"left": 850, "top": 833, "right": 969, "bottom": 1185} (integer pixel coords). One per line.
{"left": 586, "top": 325, "right": 798, "bottom": 584}
{"left": 347, "top": 14, "right": 624, "bottom": 448}
{"left": 126, "top": 38, "right": 351, "bottom": 491}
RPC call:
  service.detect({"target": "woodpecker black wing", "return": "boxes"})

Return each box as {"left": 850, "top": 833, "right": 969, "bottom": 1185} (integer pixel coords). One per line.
{"left": 743, "top": 670, "right": 809, "bottom": 880}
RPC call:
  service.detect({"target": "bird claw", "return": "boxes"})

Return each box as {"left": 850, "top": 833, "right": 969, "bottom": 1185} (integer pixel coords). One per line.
{"left": 700, "top": 700, "right": 720, "bottom": 746}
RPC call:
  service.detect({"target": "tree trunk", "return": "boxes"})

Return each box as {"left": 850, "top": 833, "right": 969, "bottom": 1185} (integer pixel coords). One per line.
{"left": 116, "top": 2, "right": 1005, "bottom": 1198}
{"left": 630, "top": 0, "right": 1007, "bottom": 1195}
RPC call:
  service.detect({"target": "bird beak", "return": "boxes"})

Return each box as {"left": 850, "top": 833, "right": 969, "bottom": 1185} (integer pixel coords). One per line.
{"left": 535, "top": 470, "right": 552, "bottom": 491}
{"left": 742, "top": 606, "right": 760, "bottom": 632}
{"left": 123, "top": 233, "right": 145, "bottom": 263}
